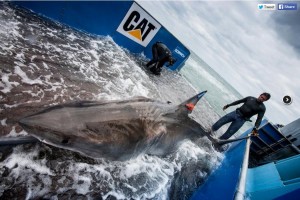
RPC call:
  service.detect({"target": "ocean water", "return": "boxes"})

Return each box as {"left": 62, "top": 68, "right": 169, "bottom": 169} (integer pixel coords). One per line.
{"left": 0, "top": 3, "right": 249, "bottom": 200}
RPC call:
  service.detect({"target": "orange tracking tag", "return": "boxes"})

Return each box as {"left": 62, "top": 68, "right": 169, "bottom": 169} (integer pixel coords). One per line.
{"left": 185, "top": 103, "right": 195, "bottom": 111}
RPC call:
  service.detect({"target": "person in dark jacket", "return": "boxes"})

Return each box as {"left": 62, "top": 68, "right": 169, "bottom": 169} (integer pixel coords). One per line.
{"left": 146, "top": 41, "right": 176, "bottom": 75}
{"left": 211, "top": 93, "right": 271, "bottom": 139}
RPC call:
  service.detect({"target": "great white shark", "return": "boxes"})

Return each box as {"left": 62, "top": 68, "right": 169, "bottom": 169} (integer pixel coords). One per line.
{"left": 17, "top": 91, "right": 214, "bottom": 160}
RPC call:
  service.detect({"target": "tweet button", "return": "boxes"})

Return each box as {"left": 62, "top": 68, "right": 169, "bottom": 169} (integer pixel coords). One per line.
{"left": 258, "top": 4, "right": 276, "bottom": 10}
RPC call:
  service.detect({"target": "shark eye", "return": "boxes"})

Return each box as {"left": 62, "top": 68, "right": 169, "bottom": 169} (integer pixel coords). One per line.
{"left": 61, "top": 138, "right": 69, "bottom": 144}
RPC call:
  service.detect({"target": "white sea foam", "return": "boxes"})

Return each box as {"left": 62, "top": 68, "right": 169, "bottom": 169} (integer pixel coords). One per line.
{"left": 1, "top": 118, "right": 7, "bottom": 126}
{"left": 28, "top": 62, "right": 40, "bottom": 71}
{"left": 42, "top": 62, "right": 49, "bottom": 69}
{"left": 102, "top": 191, "right": 126, "bottom": 200}
{"left": 67, "top": 32, "right": 78, "bottom": 41}
{"left": 14, "top": 66, "right": 43, "bottom": 85}
{"left": 15, "top": 52, "right": 26, "bottom": 63}
{"left": 4, "top": 146, "right": 54, "bottom": 176}
{"left": 6, "top": 126, "right": 28, "bottom": 137}
{"left": 0, "top": 72, "right": 19, "bottom": 93}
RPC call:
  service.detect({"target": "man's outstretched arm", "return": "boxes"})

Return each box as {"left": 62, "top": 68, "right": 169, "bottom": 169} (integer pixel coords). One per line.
{"left": 223, "top": 97, "right": 249, "bottom": 110}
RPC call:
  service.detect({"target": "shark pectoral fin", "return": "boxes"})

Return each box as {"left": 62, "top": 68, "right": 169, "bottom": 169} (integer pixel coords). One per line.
{"left": 144, "top": 122, "right": 167, "bottom": 140}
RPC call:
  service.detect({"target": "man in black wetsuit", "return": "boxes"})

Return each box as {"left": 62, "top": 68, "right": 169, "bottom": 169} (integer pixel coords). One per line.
{"left": 146, "top": 41, "right": 176, "bottom": 75}
{"left": 211, "top": 93, "right": 271, "bottom": 139}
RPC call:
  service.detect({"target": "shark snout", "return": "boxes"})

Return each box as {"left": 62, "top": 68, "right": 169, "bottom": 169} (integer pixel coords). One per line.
{"left": 19, "top": 117, "right": 37, "bottom": 129}
{"left": 19, "top": 118, "right": 30, "bottom": 127}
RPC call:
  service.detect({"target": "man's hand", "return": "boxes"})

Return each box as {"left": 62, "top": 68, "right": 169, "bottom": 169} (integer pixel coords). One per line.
{"left": 251, "top": 127, "right": 259, "bottom": 137}
{"left": 223, "top": 105, "right": 229, "bottom": 110}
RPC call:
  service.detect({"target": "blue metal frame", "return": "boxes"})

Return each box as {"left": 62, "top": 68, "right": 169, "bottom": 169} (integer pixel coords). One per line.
{"left": 190, "top": 140, "right": 247, "bottom": 200}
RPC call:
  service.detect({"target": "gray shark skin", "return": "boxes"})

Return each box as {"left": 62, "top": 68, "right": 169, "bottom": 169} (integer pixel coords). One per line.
{"left": 19, "top": 91, "right": 209, "bottom": 160}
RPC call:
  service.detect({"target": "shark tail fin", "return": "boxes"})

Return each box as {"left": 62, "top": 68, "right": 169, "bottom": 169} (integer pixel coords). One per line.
{"left": 178, "top": 91, "right": 207, "bottom": 113}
